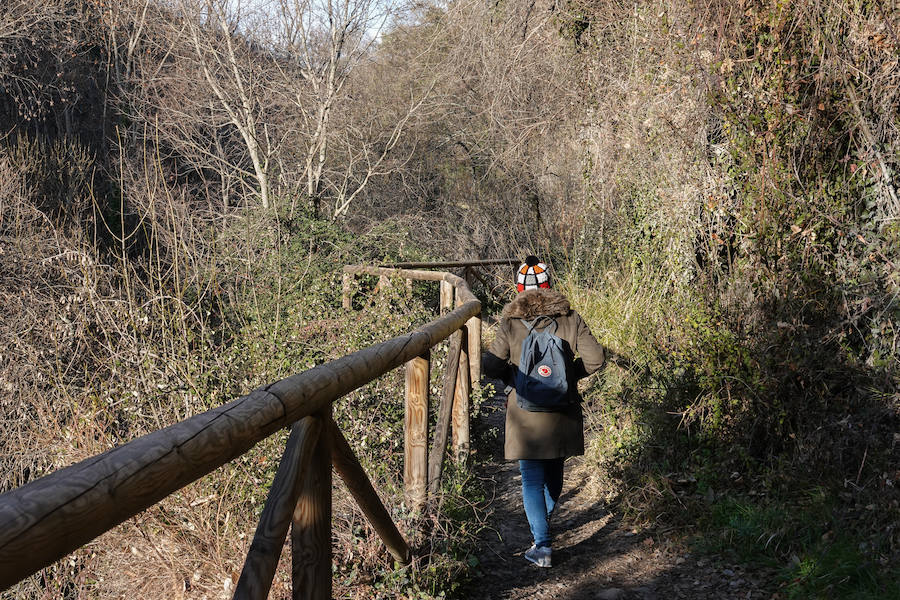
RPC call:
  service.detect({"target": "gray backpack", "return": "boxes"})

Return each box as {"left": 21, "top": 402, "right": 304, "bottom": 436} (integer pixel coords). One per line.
{"left": 515, "top": 316, "right": 571, "bottom": 412}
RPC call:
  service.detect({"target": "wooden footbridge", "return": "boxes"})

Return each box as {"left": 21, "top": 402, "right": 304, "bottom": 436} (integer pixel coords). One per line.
{"left": 0, "top": 259, "right": 518, "bottom": 599}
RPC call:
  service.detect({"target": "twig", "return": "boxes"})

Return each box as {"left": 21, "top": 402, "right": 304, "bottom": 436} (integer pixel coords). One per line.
{"left": 855, "top": 445, "right": 868, "bottom": 486}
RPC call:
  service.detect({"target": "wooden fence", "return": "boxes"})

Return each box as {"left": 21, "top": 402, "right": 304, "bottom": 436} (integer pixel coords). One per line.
{"left": 0, "top": 261, "right": 517, "bottom": 599}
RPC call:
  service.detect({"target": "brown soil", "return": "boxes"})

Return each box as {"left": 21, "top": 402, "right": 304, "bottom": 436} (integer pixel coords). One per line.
{"left": 463, "top": 391, "right": 778, "bottom": 600}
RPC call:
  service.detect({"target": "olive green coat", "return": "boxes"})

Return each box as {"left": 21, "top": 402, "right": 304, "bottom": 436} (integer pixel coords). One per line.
{"left": 483, "top": 289, "right": 606, "bottom": 460}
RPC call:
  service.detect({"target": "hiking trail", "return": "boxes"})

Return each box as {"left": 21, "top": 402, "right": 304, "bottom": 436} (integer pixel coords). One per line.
{"left": 463, "top": 387, "right": 778, "bottom": 600}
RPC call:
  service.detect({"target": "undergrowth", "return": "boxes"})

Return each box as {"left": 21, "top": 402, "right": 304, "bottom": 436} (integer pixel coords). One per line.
{"left": 0, "top": 172, "right": 486, "bottom": 598}
{"left": 567, "top": 259, "right": 900, "bottom": 598}
{"left": 559, "top": 1, "right": 900, "bottom": 596}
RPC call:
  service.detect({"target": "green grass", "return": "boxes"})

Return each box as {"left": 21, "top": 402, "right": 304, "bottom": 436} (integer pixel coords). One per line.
{"left": 783, "top": 539, "right": 896, "bottom": 599}
{"left": 696, "top": 495, "right": 899, "bottom": 599}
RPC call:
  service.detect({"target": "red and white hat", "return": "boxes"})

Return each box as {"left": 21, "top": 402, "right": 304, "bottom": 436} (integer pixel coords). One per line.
{"left": 516, "top": 256, "right": 550, "bottom": 292}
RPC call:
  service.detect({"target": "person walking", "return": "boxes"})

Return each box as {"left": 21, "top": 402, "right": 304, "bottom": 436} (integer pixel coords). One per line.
{"left": 482, "top": 256, "right": 606, "bottom": 567}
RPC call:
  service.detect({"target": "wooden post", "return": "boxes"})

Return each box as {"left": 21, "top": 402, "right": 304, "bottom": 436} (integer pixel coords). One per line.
{"left": 404, "top": 352, "right": 430, "bottom": 512}
{"left": 455, "top": 286, "right": 481, "bottom": 391}
{"left": 466, "top": 313, "right": 481, "bottom": 391}
{"left": 452, "top": 331, "right": 471, "bottom": 462}
{"left": 329, "top": 418, "right": 411, "bottom": 564}
{"left": 291, "top": 409, "right": 332, "bottom": 600}
{"left": 235, "top": 417, "right": 322, "bottom": 600}
{"left": 428, "top": 332, "right": 462, "bottom": 496}
{"left": 342, "top": 272, "right": 352, "bottom": 310}
{"left": 439, "top": 280, "right": 453, "bottom": 314}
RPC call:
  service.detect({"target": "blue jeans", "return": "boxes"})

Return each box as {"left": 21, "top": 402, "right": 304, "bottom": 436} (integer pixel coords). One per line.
{"left": 518, "top": 458, "right": 564, "bottom": 548}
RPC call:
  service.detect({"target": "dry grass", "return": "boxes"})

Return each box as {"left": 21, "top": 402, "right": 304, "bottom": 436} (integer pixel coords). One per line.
{"left": 1, "top": 146, "right": 472, "bottom": 597}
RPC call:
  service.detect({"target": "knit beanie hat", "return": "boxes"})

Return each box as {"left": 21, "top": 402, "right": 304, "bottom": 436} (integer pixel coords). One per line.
{"left": 516, "top": 256, "right": 551, "bottom": 292}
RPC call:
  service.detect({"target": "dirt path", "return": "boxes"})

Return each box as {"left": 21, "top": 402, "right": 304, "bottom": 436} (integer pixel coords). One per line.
{"left": 463, "top": 389, "right": 777, "bottom": 600}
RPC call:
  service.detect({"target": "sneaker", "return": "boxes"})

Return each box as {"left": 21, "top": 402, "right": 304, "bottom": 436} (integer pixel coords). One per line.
{"left": 524, "top": 544, "right": 552, "bottom": 568}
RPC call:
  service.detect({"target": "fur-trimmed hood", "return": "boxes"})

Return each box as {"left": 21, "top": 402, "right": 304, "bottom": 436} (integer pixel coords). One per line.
{"left": 501, "top": 288, "right": 571, "bottom": 319}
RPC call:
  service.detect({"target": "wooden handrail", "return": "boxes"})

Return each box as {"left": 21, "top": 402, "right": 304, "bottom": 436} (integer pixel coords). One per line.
{"left": 0, "top": 263, "right": 484, "bottom": 595}
{"left": 378, "top": 258, "right": 519, "bottom": 269}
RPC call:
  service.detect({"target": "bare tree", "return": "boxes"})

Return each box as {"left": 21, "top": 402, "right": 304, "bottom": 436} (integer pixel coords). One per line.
{"left": 99, "top": 0, "right": 155, "bottom": 96}
{"left": 180, "top": 0, "right": 279, "bottom": 209}
{"left": 273, "top": 0, "right": 433, "bottom": 218}
{"left": 0, "top": 1, "right": 80, "bottom": 131}
{"left": 352, "top": 0, "right": 585, "bottom": 255}
{"left": 110, "top": 0, "right": 432, "bottom": 216}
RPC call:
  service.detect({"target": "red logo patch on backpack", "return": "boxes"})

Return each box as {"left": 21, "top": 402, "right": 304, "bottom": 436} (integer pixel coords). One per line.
{"left": 537, "top": 365, "right": 552, "bottom": 377}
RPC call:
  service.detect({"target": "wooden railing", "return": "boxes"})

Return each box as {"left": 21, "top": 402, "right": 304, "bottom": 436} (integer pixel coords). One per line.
{"left": 0, "top": 260, "right": 517, "bottom": 598}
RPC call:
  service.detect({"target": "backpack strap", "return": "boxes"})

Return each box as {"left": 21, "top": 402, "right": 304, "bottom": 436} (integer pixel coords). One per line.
{"left": 523, "top": 315, "right": 558, "bottom": 334}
